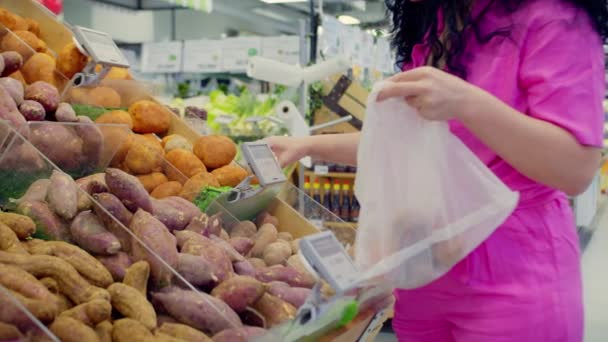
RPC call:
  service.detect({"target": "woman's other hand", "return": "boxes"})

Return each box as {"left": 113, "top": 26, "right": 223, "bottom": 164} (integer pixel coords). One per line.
{"left": 377, "top": 66, "right": 483, "bottom": 122}
{"left": 264, "top": 136, "right": 309, "bottom": 168}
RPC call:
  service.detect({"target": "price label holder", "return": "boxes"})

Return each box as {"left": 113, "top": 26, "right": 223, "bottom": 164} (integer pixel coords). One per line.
{"left": 71, "top": 26, "right": 129, "bottom": 87}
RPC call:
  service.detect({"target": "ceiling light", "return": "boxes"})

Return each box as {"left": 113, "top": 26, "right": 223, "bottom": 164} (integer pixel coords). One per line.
{"left": 337, "top": 15, "right": 360, "bottom": 25}
{"left": 260, "top": 0, "right": 307, "bottom": 3}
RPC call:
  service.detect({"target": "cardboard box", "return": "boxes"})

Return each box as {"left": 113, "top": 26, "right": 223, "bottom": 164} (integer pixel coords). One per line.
{"left": 314, "top": 75, "right": 369, "bottom": 134}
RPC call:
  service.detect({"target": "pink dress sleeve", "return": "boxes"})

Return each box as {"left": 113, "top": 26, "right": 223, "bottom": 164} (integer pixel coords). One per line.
{"left": 519, "top": 17, "right": 605, "bottom": 147}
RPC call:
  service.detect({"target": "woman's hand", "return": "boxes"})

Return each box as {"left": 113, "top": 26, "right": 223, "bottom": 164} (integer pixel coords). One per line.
{"left": 377, "top": 66, "right": 483, "bottom": 122}
{"left": 264, "top": 136, "right": 309, "bottom": 168}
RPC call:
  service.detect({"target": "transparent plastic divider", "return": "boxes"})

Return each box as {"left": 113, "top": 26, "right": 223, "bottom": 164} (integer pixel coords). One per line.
{"left": 0, "top": 121, "right": 242, "bottom": 337}
{"left": 0, "top": 284, "right": 59, "bottom": 341}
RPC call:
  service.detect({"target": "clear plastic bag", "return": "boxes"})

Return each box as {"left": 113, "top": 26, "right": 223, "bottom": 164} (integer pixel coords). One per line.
{"left": 354, "top": 82, "right": 519, "bottom": 289}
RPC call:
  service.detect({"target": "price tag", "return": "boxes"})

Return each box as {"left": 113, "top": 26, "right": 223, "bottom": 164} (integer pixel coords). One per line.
{"left": 72, "top": 26, "right": 128, "bottom": 67}
{"left": 221, "top": 37, "right": 262, "bottom": 72}
{"left": 314, "top": 165, "right": 329, "bottom": 175}
{"left": 262, "top": 36, "right": 300, "bottom": 65}
{"left": 241, "top": 142, "right": 286, "bottom": 187}
{"left": 141, "top": 41, "right": 183, "bottom": 73}
{"left": 183, "top": 40, "right": 223, "bottom": 73}
{"left": 321, "top": 15, "right": 342, "bottom": 57}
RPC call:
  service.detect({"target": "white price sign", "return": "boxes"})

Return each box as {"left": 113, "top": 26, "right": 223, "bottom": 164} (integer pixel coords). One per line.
{"left": 321, "top": 15, "right": 342, "bottom": 57}
{"left": 221, "top": 37, "right": 262, "bottom": 72}
{"left": 183, "top": 40, "right": 223, "bottom": 73}
{"left": 141, "top": 41, "right": 182, "bottom": 73}
{"left": 262, "top": 36, "right": 300, "bottom": 65}
{"left": 341, "top": 26, "right": 360, "bottom": 64}
{"left": 358, "top": 31, "right": 375, "bottom": 68}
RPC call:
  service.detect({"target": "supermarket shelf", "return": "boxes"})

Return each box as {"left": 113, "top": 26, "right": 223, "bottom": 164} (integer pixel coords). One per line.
{"left": 324, "top": 221, "right": 358, "bottom": 229}
{"left": 305, "top": 171, "right": 357, "bottom": 179}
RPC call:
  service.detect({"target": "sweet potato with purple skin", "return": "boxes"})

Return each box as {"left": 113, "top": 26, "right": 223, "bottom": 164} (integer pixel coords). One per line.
{"left": 249, "top": 223, "right": 278, "bottom": 258}
{"left": 176, "top": 231, "right": 233, "bottom": 282}
{"left": 210, "top": 235, "right": 244, "bottom": 262}
{"left": 152, "top": 286, "right": 242, "bottom": 335}
{"left": 96, "top": 252, "right": 132, "bottom": 282}
{"left": 229, "top": 237, "right": 254, "bottom": 256}
{"left": 255, "top": 265, "right": 316, "bottom": 288}
{"left": 212, "top": 327, "right": 267, "bottom": 342}
{"left": 0, "top": 82, "right": 26, "bottom": 128}
{"left": 252, "top": 293, "right": 296, "bottom": 327}
{"left": 152, "top": 196, "right": 201, "bottom": 232}
{"left": 29, "top": 123, "right": 84, "bottom": 170}
{"left": 233, "top": 260, "right": 256, "bottom": 277}
{"left": 263, "top": 240, "right": 292, "bottom": 266}
{"left": 266, "top": 281, "right": 311, "bottom": 308}
{"left": 130, "top": 209, "right": 178, "bottom": 287}
{"left": 76, "top": 115, "right": 104, "bottom": 168}
{"left": 0, "top": 77, "right": 23, "bottom": 105}
{"left": 70, "top": 211, "right": 121, "bottom": 255}
{"left": 55, "top": 102, "right": 78, "bottom": 122}
{"left": 19, "top": 99, "right": 45, "bottom": 121}
{"left": 47, "top": 170, "right": 78, "bottom": 220}
{"left": 176, "top": 253, "right": 218, "bottom": 286}
{"left": 75, "top": 173, "right": 107, "bottom": 212}
{"left": 17, "top": 200, "right": 70, "bottom": 241}
{"left": 93, "top": 192, "right": 133, "bottom": 251}
{"left": 1, "top": 51, "right": 23, "bottom": 77}
{"left": 24, "top": 81, "right": 59, "bottom": 113}
{"left": 13, "top": 178, "right": 49, "bottom": 204}
{"left": 105, "top": 168, "right": 153, "bottom": 213}
{"left": 211, "top": 276, "right": 265, "bottom": 313}
{"left": 184, "top": 213, "right": 209, "bottom": 234}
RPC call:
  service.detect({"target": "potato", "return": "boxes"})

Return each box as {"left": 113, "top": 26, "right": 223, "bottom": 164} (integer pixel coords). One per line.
{"left": 54, "top": 102, "right": 78, "bottom": 122}
{"left": 26, "top": 240, "right": 114, "bottom": 288}
{"left": 95, "top": 321, "right": 113, "bottom": 342}
{"left": 113, "top": 318, "right": 154, "bottom": 342}
{"left": 105, "top": 168, "right": 154, "bottom": 213}
{"left": 50, "top": 316, "right": 101, "bottom": 342}
{"left": 211, "top": 164, "right": 249, "bottom": 187}
{"left": 179, "top": 171, "right": 220, "bottom": 202}
{"left": 108, "top": 283, "right": 157, "bottom": 330}
{"left": 47, "top": 170, "right": 78, "bottom": 220}
{"left": 137, "top": 172, "right": 168, "bottom": 193}
{"left": 24, "top": 80, "right": 59, "bottom": 112}
{"left": 152, "top": 286, "right": 242, "bottom": 335}
{"left": 176, "top": 232, "right": 233, "bottom": 283}
{"left": 96, "top": 252, "right": 132, "bottom": 282}
{"left": 229, "top": 237, "right": 254, "bottom": 256}
{"left": 95, "top": 109, "right": 133, "bottom": 129}
{"left": 57, "top": 42, "right": 88, "bottom": 79}
{"left": 193, "top": 135, "right": 237, "bottom": 170}
{"left": 212, "top": 327, "right": 267, "bottom": 342}
{"left": 233, "top": 260, "right": 256, "bottom": 277}
{"left": 29, "top": 123, "right": 83, "bottom": 170}
{"left": 130, "top": 209, "right": 178, "bottom": 287}
{"left": 277, "top": 232, "right": 293, "bottom": 242}
{"left": 21, "top": 53, "right": 56, "bottom": 85}
{"left": 93, "top": 192, "right": 133, "bottom": 229}
{"left": 151, "top": 181, "right": 183, "bottom": 199}
{"left": 252, "top": 293, "right": 296, "bottom": 327}
{"left": 176, "top": 253, "right": 218, "bottom": 286}
{"left": 25, "top": 17, "right": 40, "bottom": 36}
{"left": 128, "top": 100, "right": 171, "bottom": 134}
{"left": 157, "top": 323, "right": 212, "bottom": 342}
{"left": 17, "top": 200, "right": 70, "bottom": 241}
{"left": 210, "top": 235, "right": 244, "bottom": 262}
{"left": 164, "top": 135, "right": 193, "bottom": 153}
{"left": 123, "top": 260, "right": 150, "bottom": 296}
{"left": 0, "top": 77, "right": 23, "bottom": 105}
{"left": 263, "top": 241, "right": 292, "bottom": 266}
{"left": 230, "top": 220, "right": 257, "bottom": 239}
{"left": 211, "top": 276, "right": 265, "bottom": 313}
{"left": 152, "top": 196, "right": 201, "bottom": 232}
{"left": 1, "top": 51, "right": 23, "bottom": 76}
{"left": 88, "top": 86, "right": 121, "bottom": 108}
{"left": 248, "top": 258, "right": 267, "bottom": 269}
{"left": 125, "top": 135, "right": 164, "bottom": 175}
{"left": 1, "top": 30, "right": 46, "bottom": 59}
{"left": 255, "top": 265, "right": 316, "bottom": 288}
{"left": 266, "top": 281, "right": 311, "bottom": 309}
{"left": 59, "top": 299, "right": 112, "bottom": 326}
{"left": 0, "top": 9, "right": 27, "bottom": 31}
{"left": 0, "top": 212, "right": 35, "bottom": 239}
{"left": 0, "top": 222, "right": 27, "bottom": 254}
{"left": 19, "top": 99, "right": 45, "bottom": 120}
{"left": 249, "top": 223, "right": 278, "bottom": 258}
{"left": 166, "top": 148, "right": 207, "bottom": 178}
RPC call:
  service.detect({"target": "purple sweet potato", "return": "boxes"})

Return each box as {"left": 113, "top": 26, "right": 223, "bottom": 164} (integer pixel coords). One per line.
{"left": 0, "top": 83, "right": 25, "bottom": 129}
{"left": 19, "top": 100, "right": 45, "bottom": 121}
{"left": 152, "top": 287, "right": 242, "bottom": 335}
{"left": 93, "top": 192, "right": 133, "bottom": 252}
{"left": 14, "top": 178, "right": 50, "bottom": 204}
{"left": 211, "top": 276, "right": 265, "bottom": 313}
{"left": 1, "top": 51, "right": 23, "bottom": 76}
{"left": 29, "top": 123, "right": 84, "bottom": 170}
{"left": 175, "top": 231, "right": 233, "bottom": 282}
{"left": 55, "top": 102, "right": 77, "bottom": 122}
{"left": 130, "top": 209, "right": 178, "bottom": 287}
{"left": 24, "top": 81, "right": 59, "bottom": 113}
{"left": 96, "top": 252, "right": 132, "bottom": 282}
{"left": 229, "top": 237, "right": 254, "bottom": 256}
{"left": 105, "top": 168, "right": 153, "bottom": 213}
{"left": 0, "top": 77, "right": 23, "bottom": 105}
{"left": 255, "top": 265, "right": 316, "bottom": 288}
{"left": 210, "top": 235, "right": 244, "bottom": 262}
{"left": 17, "top": 200, "right": 70, "bottom": 241}
{"left": 184, "top": 213, "right": 209, "bottom": 234}
{"left": 70, "top": 211, "right": 121, "bottom": 255}
{"left": 212, "top": 327, "right": 267, "bottom": 342}
{"left": 75, "top": 173, "right": 107, "bottom": 212}
{"left": 176, "top": 253, "right": 218, "bottom": 286}
{"left": 47, "top": 170, "right": 78, "bottom": 220}
{"left": 152, "top": 196, "right": 201, "bottom": 232}
{"left": 233, "top": 260, "right": 256, "bottom": 277}
{"left": 76, "top": 115, "right": 104, "bottom": 169}
{"left": 266, "top": 282, "right": 311, "bottom": 308}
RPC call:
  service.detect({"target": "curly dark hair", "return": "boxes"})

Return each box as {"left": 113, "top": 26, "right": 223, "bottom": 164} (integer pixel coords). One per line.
{"left": 385, "top": 0, "right": 608, "bottom": 77}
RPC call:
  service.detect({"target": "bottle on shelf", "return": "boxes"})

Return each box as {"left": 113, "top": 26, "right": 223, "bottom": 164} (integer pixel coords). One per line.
{"left": 312, "top": 179, "right": 322, "bottom": 205}
{"left": 331, "top": 181, "right": 342, "bottom": 218}
{"left": 303, "top": 177, "right": 311, "bottom": 196}
{"left": 323, "top": 180, "right": 332, "bottom": 211}
{"left": 351, "top": 195, "right": 360, "bottom": 223}
{"left": 340, "top": 182, "right": 351, "bottom": 222}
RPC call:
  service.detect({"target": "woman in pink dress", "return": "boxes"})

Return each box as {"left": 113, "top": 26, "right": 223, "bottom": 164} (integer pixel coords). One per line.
{"left": 267, "top": 0, "right": 606, "bottom": 340}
